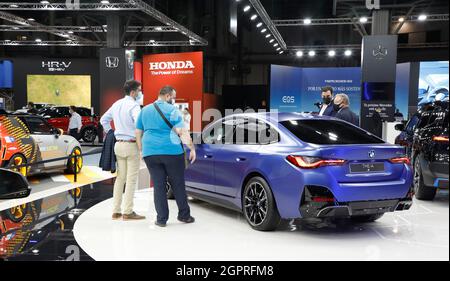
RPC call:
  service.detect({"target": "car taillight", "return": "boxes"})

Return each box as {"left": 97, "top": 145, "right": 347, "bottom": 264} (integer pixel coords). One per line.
{"left": 432, "top": 135, "right": 449, "bottom": 143}
{"left": 389, "top": 157, "right": 411, "bottom": 165}
{"left": 287, "top": 155, "right": 346, "bottom": 169}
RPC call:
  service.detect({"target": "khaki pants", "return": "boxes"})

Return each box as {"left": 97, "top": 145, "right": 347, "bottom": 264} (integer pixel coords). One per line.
{"left": 113, "top": 142, "right": 140, "bottom": 215}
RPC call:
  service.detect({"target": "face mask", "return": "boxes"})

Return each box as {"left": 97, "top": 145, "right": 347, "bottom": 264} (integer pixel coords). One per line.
{"left": 323, "top": 97, "right": 332, "bottom": 105}
{"left": 333, "top": 103, "right": 341, "bottom": 112}
{"left": 168, "top": 98, "right": 175, "bottom": 105}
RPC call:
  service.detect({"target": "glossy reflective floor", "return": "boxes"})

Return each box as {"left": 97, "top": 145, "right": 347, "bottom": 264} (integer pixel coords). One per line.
{"left": 74, "top": 188, "right": 449, "bottom": 261}
{"left": 0, "top": 180, "right": 114, "bottom": 261}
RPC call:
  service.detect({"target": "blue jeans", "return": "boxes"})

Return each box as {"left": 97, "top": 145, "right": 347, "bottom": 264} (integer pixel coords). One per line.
{"left": 144, "top": 154, "right": 190, "bottom": 224}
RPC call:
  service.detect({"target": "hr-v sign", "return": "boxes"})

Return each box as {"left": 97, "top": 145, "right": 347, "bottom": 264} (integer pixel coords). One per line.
{"left": 42, "top": 61, "right": 72, "bottom": 72}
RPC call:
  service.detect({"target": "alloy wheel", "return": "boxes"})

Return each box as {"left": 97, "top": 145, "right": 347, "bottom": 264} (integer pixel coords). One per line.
{"left": 244, "top": 182, "right": 268, "bottom": 226}
{"left": 70, "top": 148, "right": 83, "bottom": 173}
{"left": 414, "top": 159, "right": 421, "bottom": 192}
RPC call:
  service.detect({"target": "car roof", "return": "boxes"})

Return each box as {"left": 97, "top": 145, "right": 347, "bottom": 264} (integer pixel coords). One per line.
{"left": 225, "top": 112, "right": 335, "bottom": 123}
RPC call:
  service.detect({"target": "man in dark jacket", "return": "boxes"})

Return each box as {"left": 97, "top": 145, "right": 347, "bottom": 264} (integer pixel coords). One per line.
{"left": 319, "top": 86, "right": 337, "bottom": 117}
{"left": 334, "top": 94, "right": 360, "bottom": 126}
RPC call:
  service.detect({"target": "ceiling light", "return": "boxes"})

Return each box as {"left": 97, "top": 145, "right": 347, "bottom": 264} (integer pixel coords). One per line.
{"left": 359, "top": 17, "right": 368, "bottom": 23}
{"left": 269, "top": 39, "right": 275, "bottom": 43}
{"left": 102, "top": 25, "right": 107, "bottom": 28}
{"left": 308, "top": 50, "right": 316, "bottom": 57}
{"left": 296, "top": 51, "right": 304, "bottom": 57}
{"left": 276, "top": 47, "right": 281, "bottom": 51}
{"left": 279, "top": 51, "right": 284, "bottom": 54}
{"left": 5, "top": 39, "right": 11, "bottom": 42}
{"left": 40, "top": 1, "right": 50, "bottom": 4}
{"left": 251, "top": 14, "right": 258, "bottom": 21}
{"left": 67, "top": 31, "right": 74, "bottom": 34}
{"left": 12, "top": 27, "right": 19, "bottom": 30}
{"left": 418, "top": 14, "right": 427, "bottom": 21}
{"left": 149, "top": 39, "right": 156, "bottom": 43}
{"left": 100, "top": 0, "right": 110, "bottom": 4}
{"left": 261, "top": 28, "right": 267, "bottom": 33}
{"left": 304, "top": 18, "right": 312, "bottom": 25}
{"left": 344, "top": 50, "right": 352, "bottom": 56}
{"left": 9, "top": 4, "right": 18, "bottom": 8}
{"left": 256, "top": 22, "right": 263, "bottom": 28}
{"left": 398, "top": 17, "right": 405, "bottom": 22}
{"left": 155, "top": 27, "right": 163, "bottom": 31}
{"left": 273, "top": 43, "right": 279, "bottom": 47}
{"left": 243, "top": 5, "right": 251, "bottom": 12}
{"left": 328, "top": 50, "right": 336, "bottom": 57}
{"left": 265, "top": 34, "right": 271, "bottom": 38}
{"left": 35, "top": 38, "right": 42, "bottom": 43}
{"left": 27, "top": 18, "right": 35, "bottom": 22}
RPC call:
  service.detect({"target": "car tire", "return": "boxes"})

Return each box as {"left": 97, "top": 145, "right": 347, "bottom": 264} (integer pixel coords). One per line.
{"left": 81, "top": 126, "right": 96, "bottom": 143}
{"left": 6, "top": 154, "right": 28, "bottom": 177}
{"left": 4, "top": 204, "right": 29, "bottom": 223}
{"left": 66, "top": 147, "right": 83, "bottom": 174}
{"left": 351, "top": 213, "right": 384, "bottom": 223}
{"left": 166, "top": 181, "right": 175, "bottom": 199}
{"left": 242, "top": 176, "right": 281, "bottom": 231}
{"left": 414, "top": 156, "right": 437, "bottom": 201}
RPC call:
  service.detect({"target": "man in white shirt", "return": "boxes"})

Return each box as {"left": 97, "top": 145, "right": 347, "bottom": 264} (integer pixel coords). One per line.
{"left": 68, "top": 106, "right": 82, "bottom": 140}
{"left": 100, "top": 80, "right": 145, "bottom": 221}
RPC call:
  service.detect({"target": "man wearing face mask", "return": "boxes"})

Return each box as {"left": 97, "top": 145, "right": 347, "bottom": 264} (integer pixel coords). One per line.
{"left": 136, "top": 86, "right": 196, "bottom": 227}
{"left": 334, "top": 93, "right": 360, "bottom": 126}
{"left": 100, "top": 80, "right": 145, "bottom": 221}
{"left": 318, "top": 86, "right": 337, "bottom": 117}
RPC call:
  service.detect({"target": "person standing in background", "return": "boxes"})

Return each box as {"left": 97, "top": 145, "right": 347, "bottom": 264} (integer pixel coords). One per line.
{"left": 100, "top": 80, "right": 145, "bottom": 221}
{"left": 136, "top": 86, "right": 196, "bottom": 227}
{"left": 319, "top": 86, "right": 337, "bottom": 117}
{"left": 68, "top": 106, "right": 82, "bottom": 140}
{"left": 182, "top": 108, "right": 192, "bottom": 131}
{"left": 27, "top": 102, "right": 39, "bottom": 115}
{"left": 333, "top": 94, "right": 360, "bottom": 126}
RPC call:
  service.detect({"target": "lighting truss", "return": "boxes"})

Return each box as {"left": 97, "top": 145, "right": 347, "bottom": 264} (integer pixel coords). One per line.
{"left": 0, "top": 40, "right": 204, "bottom": 47}
{"left": 123, "top": 0, "right": 208, "bottom": 45}
{"left": 0, "top": 25, "right": 179, "bottom": 33}
{"left": 0, "top": 11, "right": 93, "bottom": 42}
{"left": 274, "top": 14, "right": 449, "bottom": 26}
{"left": 288, "top": 42, "right": 449, "bottom": 52}
{"left": 0, "top": 2, "right": 139, "bottom": 11}
{"left": 248, "top": 0, "right": 287, "bottom": 50}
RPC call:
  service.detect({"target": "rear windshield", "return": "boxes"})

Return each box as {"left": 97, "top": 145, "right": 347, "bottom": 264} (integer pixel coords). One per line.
{"left": 280, "top": 119, "right": 385, "bottom": 145}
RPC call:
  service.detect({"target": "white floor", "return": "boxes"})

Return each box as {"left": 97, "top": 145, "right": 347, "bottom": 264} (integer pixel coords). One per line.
{"left": 73, "top": 188, "right": 449, "bottom": 261}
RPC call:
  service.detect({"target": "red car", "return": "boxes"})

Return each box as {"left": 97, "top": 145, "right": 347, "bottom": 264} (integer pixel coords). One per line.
{"left": 39, "top": 106, "right": 99, "bottom": 143}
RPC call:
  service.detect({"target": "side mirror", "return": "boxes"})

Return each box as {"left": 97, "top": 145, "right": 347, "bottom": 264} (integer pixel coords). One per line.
{"left": 395, "top": 124, "right": 405, "bottom": 131}
{"left": 0, "top": 168, "right": 31, "bottom": 199}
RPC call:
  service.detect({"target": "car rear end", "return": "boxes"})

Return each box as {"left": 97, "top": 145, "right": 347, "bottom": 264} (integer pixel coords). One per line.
{"left": 418, "top": 108, "right": 449, "bottom": 189}
{"left": 280, "top": 118, "right": 414, "bottom": 219}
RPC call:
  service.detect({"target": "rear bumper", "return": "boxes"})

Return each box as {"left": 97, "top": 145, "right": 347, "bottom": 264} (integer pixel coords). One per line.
{"left": 302, "top": 198, "right": 413, "bottom": 218}
{"left": 421, "top": 160, "right": 449, "bottom": 188}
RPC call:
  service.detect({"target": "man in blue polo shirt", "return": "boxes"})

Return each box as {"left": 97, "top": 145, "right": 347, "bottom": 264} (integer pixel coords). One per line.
{"left": 136, "top": 86, "right": 196, "bottom": 227}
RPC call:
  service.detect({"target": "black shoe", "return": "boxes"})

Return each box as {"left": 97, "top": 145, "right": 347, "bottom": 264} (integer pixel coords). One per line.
{"left": 155, "top": 221, "right": 167, "bottom": 227}
{"left": 178, "top": 216, "right": 195, "bottom": 224}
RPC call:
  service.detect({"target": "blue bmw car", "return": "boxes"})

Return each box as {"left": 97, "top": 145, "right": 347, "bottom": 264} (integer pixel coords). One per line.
{"left": 182, "top": 113, "right": 414, "bottom": 231}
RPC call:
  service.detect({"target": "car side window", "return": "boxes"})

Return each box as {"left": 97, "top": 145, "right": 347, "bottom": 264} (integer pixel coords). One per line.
{"left": 203, "top": 119, "right": 234, "bottom": 145}
{"left": 406, "top": 115, "right": 419, "bottom": 134}
{"left": 234, "top": 118, "right": 279, "bottom": 145}
{"left": 25, "top": 117, "right": 55, "bottom": 135}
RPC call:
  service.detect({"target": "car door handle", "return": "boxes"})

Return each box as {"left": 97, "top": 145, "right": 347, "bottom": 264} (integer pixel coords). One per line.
{"left": 204, "top": 154, "right": 213, "bottom": 159}
{"left": 236, "top": 157, "right": 247, "bottom": 162}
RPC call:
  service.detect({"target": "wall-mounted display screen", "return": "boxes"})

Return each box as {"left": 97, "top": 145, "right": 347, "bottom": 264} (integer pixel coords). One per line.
{"left": 418, "top": 61, "right": 448, "bottom": 106}
{"left": 27, "top": 75, "right": 91, "bottom": 107}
